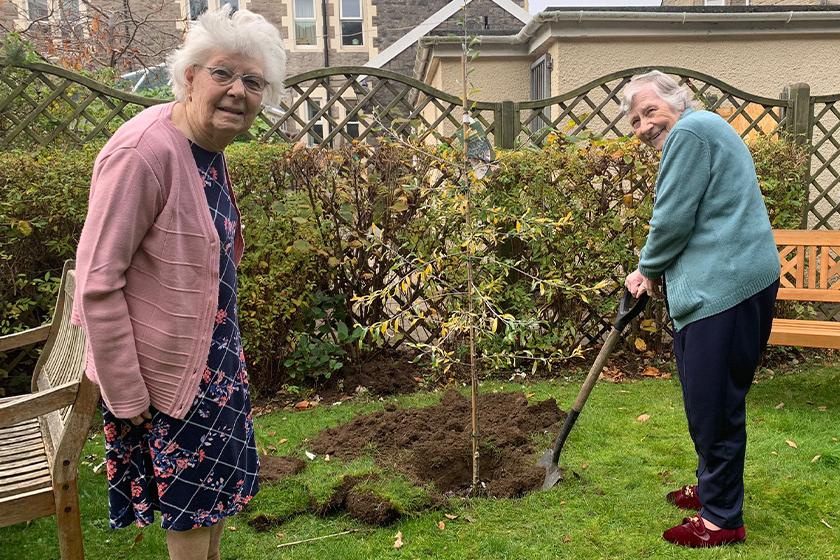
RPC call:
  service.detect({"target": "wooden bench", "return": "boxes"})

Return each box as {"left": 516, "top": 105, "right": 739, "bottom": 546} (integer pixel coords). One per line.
{"left": 769, "top": 229, "right": 840, "bottom": 349}
{"left": 0, "top": 261, "right": 99, "bottom": 560}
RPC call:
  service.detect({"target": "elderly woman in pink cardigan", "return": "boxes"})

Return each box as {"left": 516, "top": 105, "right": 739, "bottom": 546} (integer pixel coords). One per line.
{"left": 72, "top": 7, "right": 285, "bottom": 559}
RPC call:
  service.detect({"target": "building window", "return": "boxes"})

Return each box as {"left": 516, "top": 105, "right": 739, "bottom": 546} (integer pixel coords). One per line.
{"left": 703, "top": 0, "right": 727, "bottom": 5}
{"left": 27, "top": 0, "right": 49, "bottom": 20}
{"left": 307, "top": 100, "right": 327, "bottom": 146}
{"left": 341, "top": 0, "right": 363, "bottom": 46}
{"left": 189, "top": 0, "right": 208, "bottom": 19}
{"left": 530, "top": 54, "right": 551, "bottom": 134}
{"left": 295, "top": 0, "right": 317, "bottom": 46}
{"left": 221, "top": 0, "right": 239, "bottom": 11}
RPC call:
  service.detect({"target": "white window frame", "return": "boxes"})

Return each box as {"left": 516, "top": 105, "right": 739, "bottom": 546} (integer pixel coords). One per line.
{"left": 27, "top": 0, "right": 49, "bottom": 21}
{"left": 188, "top": 0, "right": 209, "bottom": 20}
{"left": 182, "top": 0, "right": 245, "bottom": 24}
{"left": 529, "top": 54, "right": 552, "bottom": 134}
{"left": 306, "top": 99, "right": 330, "bottom": 147}
{"left": 294, "top": 0, "right": 318, "bottom": 47}
{"left": 340, "top": 0, "right": 364, "bottom": 47}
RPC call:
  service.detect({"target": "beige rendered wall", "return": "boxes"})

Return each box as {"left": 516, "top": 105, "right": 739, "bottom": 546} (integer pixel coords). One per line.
{"left": 435, "top": 57, "right": 531, "bottom": 102}
{"left": 549, "top": 36, "right": 840, "bottom": 98}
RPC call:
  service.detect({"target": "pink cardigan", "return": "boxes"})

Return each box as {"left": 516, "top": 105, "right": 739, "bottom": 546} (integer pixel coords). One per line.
{"left": 72, "top": 102, "right": 244, "bottom": 420}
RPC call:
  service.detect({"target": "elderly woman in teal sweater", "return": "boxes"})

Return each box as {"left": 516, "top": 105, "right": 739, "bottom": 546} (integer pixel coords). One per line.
{"left": 622, "top": 71, "right": 780, "bottom": 548}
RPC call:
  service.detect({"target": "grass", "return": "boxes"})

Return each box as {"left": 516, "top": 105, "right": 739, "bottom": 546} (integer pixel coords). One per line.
{"left": 2, "top": 359, "right": 838, "bottom": 560}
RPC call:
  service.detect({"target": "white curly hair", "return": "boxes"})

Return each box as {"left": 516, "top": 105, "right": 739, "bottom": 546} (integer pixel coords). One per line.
{"left": 620, "top": 70, "right": 699, "bottom": 114}
{"left": 168, "top": 5, "right": 286, "bottom": 107}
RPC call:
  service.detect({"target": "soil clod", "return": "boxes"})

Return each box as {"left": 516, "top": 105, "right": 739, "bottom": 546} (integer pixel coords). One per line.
{"left": 258, "top": 455, "right": 307, "bottom": 484}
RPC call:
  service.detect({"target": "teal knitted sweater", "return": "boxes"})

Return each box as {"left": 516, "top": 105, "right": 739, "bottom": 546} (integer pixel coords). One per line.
{"left": 638, "top": 109, "right": 780, "bottom": 331}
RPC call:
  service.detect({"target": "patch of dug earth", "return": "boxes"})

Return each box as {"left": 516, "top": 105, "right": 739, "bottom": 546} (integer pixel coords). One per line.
{"left": 313, "top": 474, "right": 401, "bottom": 525}
{"left": 316, "top": 352, "right": 425, "bottom": 401}
{"left": 309, "top": 389, "right": 565, "bottom": 498}
{"left": 247, "top": 474, "right": 401, "bottom": 530}
{"left": 258, "top": 455, "right": 307, "bottom": 483}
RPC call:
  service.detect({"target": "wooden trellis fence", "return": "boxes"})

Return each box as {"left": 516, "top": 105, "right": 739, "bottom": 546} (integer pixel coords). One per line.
{"left": 1, "top": 59, "right": 838, "bottom": 356}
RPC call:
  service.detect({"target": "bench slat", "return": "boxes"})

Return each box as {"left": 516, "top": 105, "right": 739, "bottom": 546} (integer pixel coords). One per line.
{"left": 773, "top": 229, "right": 840, "bottom": 245}
{"left": 777, "top": 288, "right": 840, "bottom": 303}
{"left": 0, "top": 475, "right": 53, "bottom": 500}
{"left": 769, "top": 319, "right": 840, "bottom": 349}
{"left": 0, "top": 488, "right": 55, "bottom": 526}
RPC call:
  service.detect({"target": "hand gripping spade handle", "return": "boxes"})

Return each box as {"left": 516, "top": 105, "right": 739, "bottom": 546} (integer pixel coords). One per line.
{"left": 539, "top": 289, "right": 650, "bottom": 490}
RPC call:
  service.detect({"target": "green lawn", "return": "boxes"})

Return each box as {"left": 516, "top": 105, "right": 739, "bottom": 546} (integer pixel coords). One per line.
{"left": 2, "top": 360, "right": 838, "bottom": 560}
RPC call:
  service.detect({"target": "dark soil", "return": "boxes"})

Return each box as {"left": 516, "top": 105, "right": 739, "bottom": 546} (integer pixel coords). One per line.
{"left": 313, "top": 474, "right": 401, "bottom": 525}
{"left": 309, "top": 389, "right": 565, "bottom": 499}
{"left": 258, "top": 455, "right": 307, "bottom": 484}
{"left": 316, "top": 352, "right": 425, "bottom": 401}
{"left": 248, "top": 474, "right": 401, "bottom": 529}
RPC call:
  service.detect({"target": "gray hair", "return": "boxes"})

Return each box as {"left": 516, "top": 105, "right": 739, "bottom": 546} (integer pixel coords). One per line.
{"left": 620, "top": 70, "right": 698, "bottom": 114}
{"left": 168, "top": 5, "right": 286, "bottom": 107}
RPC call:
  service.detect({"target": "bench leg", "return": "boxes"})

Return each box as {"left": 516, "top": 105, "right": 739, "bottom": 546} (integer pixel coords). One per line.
{"left": 54, "top": 479, "right": 84, "bottom": 560}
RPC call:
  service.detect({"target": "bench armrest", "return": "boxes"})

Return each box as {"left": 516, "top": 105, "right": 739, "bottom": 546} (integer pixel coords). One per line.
{"left": 0, "top": 324, "right": 52, "bottom": 353}
{"left": 0, "top": 380, "right": 79, "bottom": 428}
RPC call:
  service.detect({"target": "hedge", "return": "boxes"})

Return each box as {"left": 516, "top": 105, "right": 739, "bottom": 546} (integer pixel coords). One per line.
{"left": 0, "top": 134, "right": 808, "bottom": 395}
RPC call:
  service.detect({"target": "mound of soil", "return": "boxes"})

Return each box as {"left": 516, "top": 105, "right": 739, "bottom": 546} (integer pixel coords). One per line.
{"left": 317, "top": 353, "right": 424, "bottom": 401}
{"left": 258, "top": 455, "right": 307, "bottom": 484}
{"left": 309, "top": 389, "right": 565, "bottom": 498}
{"left": 248, "top": 474, "right": 401, "bottom": 529}
{"left": 314, "top": 474, "right": 401, "bottom": 525}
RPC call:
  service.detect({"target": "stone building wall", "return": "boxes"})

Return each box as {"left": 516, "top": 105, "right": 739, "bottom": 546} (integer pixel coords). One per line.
{"left": 373, "top": 0, "right": 526, "bottom": 76}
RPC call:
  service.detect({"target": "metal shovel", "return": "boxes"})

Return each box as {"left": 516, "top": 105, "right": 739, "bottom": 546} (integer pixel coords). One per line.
{"left": 539, "top": 289, "right": 650, "bottom": 489}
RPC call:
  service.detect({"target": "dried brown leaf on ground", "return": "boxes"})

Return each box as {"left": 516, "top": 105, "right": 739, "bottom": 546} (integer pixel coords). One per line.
{"left": 636, "top": 413, "right": 651, "bottom": 423}
{"left": 641, "top": 366, "right": 660, "bottom": 377}
{"left": 785, "top": 439, "right": 798, "bottom": 449}
{"left": 393, "top": 531, "right": 404, "bottom": 548}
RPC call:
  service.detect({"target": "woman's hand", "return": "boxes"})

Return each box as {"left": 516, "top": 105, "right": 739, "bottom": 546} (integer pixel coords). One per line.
{"left": 129, "top": 409, "right": 152, "bottom": 426}
{"left": 625, "top": 269, "right": 661, "bottom": 298}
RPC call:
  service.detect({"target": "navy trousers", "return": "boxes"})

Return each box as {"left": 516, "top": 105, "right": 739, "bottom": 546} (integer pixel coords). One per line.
{"left": 672, "top": 279, "right": 779, "bottom": 529}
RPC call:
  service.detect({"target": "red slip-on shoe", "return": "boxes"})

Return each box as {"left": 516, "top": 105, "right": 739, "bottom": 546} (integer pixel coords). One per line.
{"left": 666, "top": 484, "right": 702, "bottom": 510}
{"left": 663, "top": 515, "right": 746, "bottom": 548}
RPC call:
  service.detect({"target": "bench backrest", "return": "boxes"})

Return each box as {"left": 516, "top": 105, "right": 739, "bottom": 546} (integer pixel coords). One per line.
{"left": 774, "top": 229, "right": 840, "bottom": 303}
{"left": 30, "top": 261, "right": 98, "bottom": 473}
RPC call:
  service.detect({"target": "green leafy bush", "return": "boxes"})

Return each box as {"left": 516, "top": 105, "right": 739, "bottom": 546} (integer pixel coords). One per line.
{"left": 0, "top": 134, "right": 811, "bottom": 394}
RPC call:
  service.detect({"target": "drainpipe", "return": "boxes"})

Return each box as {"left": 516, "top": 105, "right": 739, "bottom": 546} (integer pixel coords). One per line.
{"left": 322, "top": 0, "right": 329, "bottom": 67}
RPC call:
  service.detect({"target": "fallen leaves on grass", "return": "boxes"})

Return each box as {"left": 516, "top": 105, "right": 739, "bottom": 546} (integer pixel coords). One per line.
{"left": 393, "top": 531, "right": 404, "bottom": 549}
{"left": 444, "top": 514, "right": 458, "bottom": 520}
{"left": 642, "top": 366, "right": 660, "bottom": 377}
{"left": 295, "top": 400, "right": 319, "bottom": 411}
{"left": 600, "top": 366, "right": 625, "bottom": 383}
{"left": 634, "top": 338, "right": 647, "bottom": 352}
{"left": 820, "top": 519, "right": 833, "bottom": 529}
{"left": 437, "top": 521, "right": 446, "bottom": 530}
{"left": 786, "top": 439, "right": 798, "bottom": 449}
{"left": 812, "top": 455, "right": 822, "bottom": 463}
{"left": 636, "top": 413, "right": 651, "bottom": 423}
{"left": 775, "top": 402, "right": 785, "bottom": 410}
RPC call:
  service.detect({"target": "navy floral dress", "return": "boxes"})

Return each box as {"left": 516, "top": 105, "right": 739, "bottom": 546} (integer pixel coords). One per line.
{"left": 101, "top": 142, "right": 259, "bottom": 531}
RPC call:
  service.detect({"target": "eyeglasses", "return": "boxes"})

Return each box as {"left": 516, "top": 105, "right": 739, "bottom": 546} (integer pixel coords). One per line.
{"left": 197, "top": 65, "right": 268, "bottom": 93}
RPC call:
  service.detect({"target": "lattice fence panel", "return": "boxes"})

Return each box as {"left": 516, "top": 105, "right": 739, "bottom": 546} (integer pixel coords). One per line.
{"left": 247, "top": 68, "right": 496, "bottom": 149}
{"left": 808, "top": 98, "right": 840, "bottom": 229}
{"left": 0, "top": 63, "right": 159, "bottom": 149}
{"left": 518, "top": 69, "right": 788, "bottom": 147}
